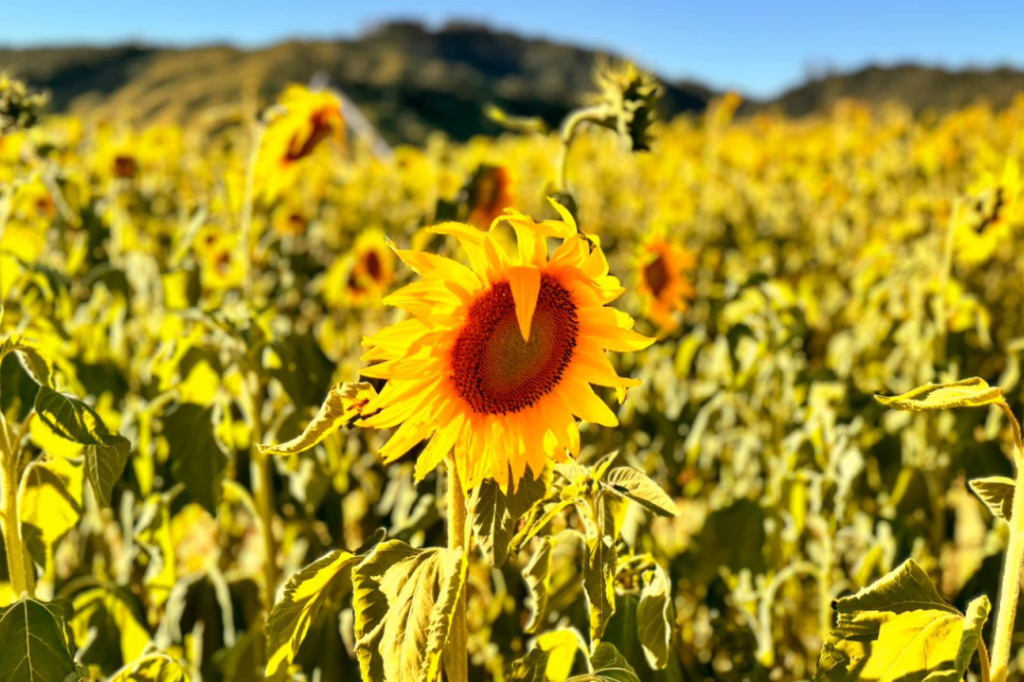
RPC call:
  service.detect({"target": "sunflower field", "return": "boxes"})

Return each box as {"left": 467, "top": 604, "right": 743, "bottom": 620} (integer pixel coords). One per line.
{"left": 2, "top": 61, "right": 1024, "bottom": 682}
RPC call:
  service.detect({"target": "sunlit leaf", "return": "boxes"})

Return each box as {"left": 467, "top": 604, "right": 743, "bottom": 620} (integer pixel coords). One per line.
{"left": 85, "top": 439, "right": 131, "bottom": 507}
{"left": 473, "top": 465, "right": 547, "bottom": 567}
{"left": 266, "top": 539, "right": 379, "bottom": 678}
{"left": 584, "top": 497, "right": 618, "bottom": 641}
{"left": 19, "top": 457, "right": 83, "bottom": 554}
{"left": 72, "top": 586, "right": 151, "bottom": 668}
{"left": 511, "top": 629, "right": 585, "bottom": 681}
{"left": 874, "top": 377, "right": 1003, "bottom": 412}
{"left": 109, "top": 654, "right": 190, "bottom": 681}
{"left": 815, "top": 559, "right": 990, "bottom": 681}
{"left": 352, "top": 539, "right": 467, "bottom": 682}
{"left": 636, "top": 563, "right": 673, "bottom": 669}
{"left": 0, "top": 597, "right": 77, "bottom": 682}
{"left": 969, "top": 476, "right": 1014, "bottom": 521}
{"left": 524, "top": 536, "right": 553, "bottom": 633}
{"left": 575, "top": 642, "right": 641, "bottom": 682}
{"left": 258, "top": 382, "right": 377, "bottom": 456}
{"left": 603, "top": 467, "right": 679, "bottom": 517}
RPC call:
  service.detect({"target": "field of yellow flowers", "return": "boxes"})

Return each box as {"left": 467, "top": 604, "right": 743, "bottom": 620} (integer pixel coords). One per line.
{"left": 3, "top": 65, "right": 1024, "bottom": 682}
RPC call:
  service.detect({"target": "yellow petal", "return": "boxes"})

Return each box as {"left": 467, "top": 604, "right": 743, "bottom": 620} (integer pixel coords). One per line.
{"left": 507, "top": 265, "right": 541, "bottom": 342}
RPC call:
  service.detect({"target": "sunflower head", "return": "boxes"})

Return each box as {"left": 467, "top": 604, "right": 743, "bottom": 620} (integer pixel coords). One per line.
{"left": 957, "top": 160, "right": 1023, "bottom": 265}
{"left": 359, "top": 202, "right": 653, "bottom": 490}
{"left": 466, "top": 164, "right": 515, "bottom": 230}
{"left": 637, "top": 233, "right": 696, "bottom": 332}
{"left": 588, "top": 59, "right": 662, "bottom": 152}
{"left": 323, "top": 228, "right": 395, "bottom": 308}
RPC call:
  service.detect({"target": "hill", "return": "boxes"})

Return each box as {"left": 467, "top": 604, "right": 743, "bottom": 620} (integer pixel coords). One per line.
{"left": 0, "top": 22, "right": 713, "bottom": 145}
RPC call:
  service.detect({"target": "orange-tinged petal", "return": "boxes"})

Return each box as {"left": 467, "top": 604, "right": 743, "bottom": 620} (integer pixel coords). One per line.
{"left": 507, "top": 265, "right": 541, "bottom": 342}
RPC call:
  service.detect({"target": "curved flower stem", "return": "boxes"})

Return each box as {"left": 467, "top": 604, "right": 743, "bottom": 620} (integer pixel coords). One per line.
{"left": 991, "top": 404, "right": 1024, "bottom": 682}
{"left": 555, "top": 105, "right": 609, "bottom": 193}
{"left": 444, "top": 456, "right": 469, "bottom": 682}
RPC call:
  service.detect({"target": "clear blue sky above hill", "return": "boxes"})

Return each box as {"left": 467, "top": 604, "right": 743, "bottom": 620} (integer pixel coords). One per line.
{"left": 6, "top": 0, "right": 1024, "bottom": 98}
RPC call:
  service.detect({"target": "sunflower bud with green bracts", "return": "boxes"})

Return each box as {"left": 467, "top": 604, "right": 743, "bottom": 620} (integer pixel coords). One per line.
{"left": 588, "top": 59, "right": 663, "bottom": 152}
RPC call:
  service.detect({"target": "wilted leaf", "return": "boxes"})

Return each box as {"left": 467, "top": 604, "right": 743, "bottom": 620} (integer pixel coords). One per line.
{"left": 259, "top": 382, "right": 377, "bottom": 456}
{"left": 473, "top": 465, "right": 547, "bottom": 567}
{"left": 0, "top": 597, "right": 77, "bottom": 682}
{"left": 164, "top": 403, "right": 229, "bottom": 513}
{"left": 109, "top": 654, "right": 190, "bottom": 682}
{"left": 636, "top": 564, "right": 673, "bottom": 669}
{"left": 969, "top": 476, "right": 1014, "bottom": 521}
{"left": 875, "top": 377, "right": 1003, "bottom": 412}
{"left": 604, "top": 467, "right": 679, "bottom": 517}
{"left": 352, "top": 540, "right": 467, "bottom": 682}
{"left": 266, "top": 548, "right": 366, "bottom": 677}
{"left": 524, "top": 536, "right": 553, "bottom": 633}
{"left": 815, "top": 559, "right": 991, "bottom": 682}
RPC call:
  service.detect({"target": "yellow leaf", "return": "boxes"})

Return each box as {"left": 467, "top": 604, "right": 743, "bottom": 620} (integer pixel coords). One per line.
{"left": 969, "top": 476, "right": 1015, "bottom": 521}
{"left": 875, "top": 377, "right": 1004, "bottom": 412}
{"left": 259, "top": 382, "right": 377, "bottom": 456}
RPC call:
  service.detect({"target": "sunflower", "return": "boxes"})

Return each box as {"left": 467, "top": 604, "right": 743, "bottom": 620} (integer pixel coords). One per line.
{"left": 359, "top": 203, "right": 653, "bottom": 490}
{"left": 322, "top": 228, "right": 395, "bottom": 308}
{"left": 466, "top": 164, "right": 515, "bottom": 229}
{"left": 636, "top": 233, "right": 696, "bottom": 332}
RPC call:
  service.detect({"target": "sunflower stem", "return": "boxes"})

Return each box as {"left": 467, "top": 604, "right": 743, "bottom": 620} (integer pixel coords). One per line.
{"left": 444, "top": 456, "right": 469, "bottom": 682}
{"left": 991, "top": 406, "right": 1024, "bottom": 682}
{"left": 1, "top": 413, "right": 33, "bottom": 597}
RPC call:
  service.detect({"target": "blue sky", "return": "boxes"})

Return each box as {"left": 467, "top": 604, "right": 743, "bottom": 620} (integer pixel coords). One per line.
{"left": 5, "top": 1, "right": 1024, "bottom": 98}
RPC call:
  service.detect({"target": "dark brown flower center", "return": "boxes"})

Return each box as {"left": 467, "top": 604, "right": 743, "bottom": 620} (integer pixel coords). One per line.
{"left": 643, "top": 254, "right": 670, "bottom": 298}
{"left": 451, "top": 275, "right": 579, "bottom": 415}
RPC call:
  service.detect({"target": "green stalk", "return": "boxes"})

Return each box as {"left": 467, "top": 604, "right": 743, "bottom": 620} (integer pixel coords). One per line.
{"left": 991, "top": 404, "right": 1024, "bottom": 681}
{"left": 248, "top": 378, "right": 278, "bottom": 607}
{"left": 1, "top": 420, "right": 33, "bottom": 597}
{"left": 443, "top": 456, "right": 469, "bottom": 682}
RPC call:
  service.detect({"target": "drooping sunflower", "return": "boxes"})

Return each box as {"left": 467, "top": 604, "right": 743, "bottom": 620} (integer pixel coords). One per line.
{"left": 636, "top": 233, "right": 696, "bottom": 332}
{"left": 359, "top": 204, "right": 653, "bottom": 490}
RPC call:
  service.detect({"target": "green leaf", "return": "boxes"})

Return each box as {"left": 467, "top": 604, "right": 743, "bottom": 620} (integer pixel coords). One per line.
{"left": 969, "top": 476, "right": 1015, "bottom": 521}
{"left": 13, "top": 347, "right": 50, "bottom": 387}
{"left": 34, "top": 385, "right": 117, "bottom": 445}
{"left": 473, "top": 465, "right": 547, "bottom": 567}
{"left": 352, "top": 539, "right": 467, "bottom": 682}
{"left": 636, "top": 564, "right": 673, "bottom": 669}
{"left": 875, "top": 377, "right": 1004, "bottom": 412}
{"left": 511, "top": 630, "right": 585, "bottom": 681}
{"left": 71, "top": 586, "right": 151, "bottom": 669}
{"left": 584, "top": 497, "right": 618, "bottom": 641}
{"left": 815, "top": 559, "right": 991, "bottom": 682}
{"left": 603, "top": 467, "right": 679, "bottom": 517}
{"left": 574, "top": 642, "right": 641, "bottom": 682}
{"left": 32, "top": 385, "right": 131, "bottom": 507}
{"left": 0, "top": 597, "right": 77, "bottom": 682}
{"left": 109, "top": 654, "right": 190, "bottom": 681}
{"left": 164, "top": 403, "right": 229, "bottom": 514}
{"left": 266, "top": 545, "right": 371, "bottom": 677}
{"left": 524, "top": 536, "right": 553, "bottom": 633}
{"left": 258, "top": 382, "right": 377, "bottom": 456}
{"left": 85, "top": 439, "right": 131, "bottom": 507}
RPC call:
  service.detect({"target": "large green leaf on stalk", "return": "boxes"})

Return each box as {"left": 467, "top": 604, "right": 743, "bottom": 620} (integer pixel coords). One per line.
{"left": 969, "top": 476, "right": 1015, "bottom": 521}
{"left": 510, "top": 629, "right": 585, "bottom": 681}
{"left": 0, "top": 597, "right": 79, "bottom": 682}
{"left": 259, "top": 382, "right": 377, "bottom": 456}
{"left": 33, "top": 385, "right": 131, "bottom": 507}
{"left": 815, "top": 559, "right": 990, "bottom": 682}
{"left": 636, "top": 564, "right": 673, "bottom": 669}
{"left": 71, "top": 586, "right": 151, "bottom": 669}
{"left": 164, "top": 402, "right": 229, "bottom": 513}
{"left": 603, "top": 467, "right": 679, "bottom": 517}
{"left": 874, "top": 377, "right": 1003, "bottom": 412}
{"left": 473, "top": 465, "right": 547, "bottom": 567}
{"left": 576, "top": 642, "right": 641, "bottom": 682}
{"left": 584, "top": 496, "right": 620, "bottom": 641}
{"left": 109, "top": 654, "right": 190, "bottom": 681}
{"left": 352, "top": 540, "right": 467, "bottom": 682}
{"left": 266, "top": 531, "right": 385, "bottom": 678}
{"left": 524, "top": 536, "right": 553, "bottom": 633}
